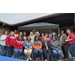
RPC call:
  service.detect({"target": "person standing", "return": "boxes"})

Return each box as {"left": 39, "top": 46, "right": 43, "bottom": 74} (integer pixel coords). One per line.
{"left": 41, "top": 33, "right": 44, "bottom": 41}
{"left": 49, "top": 29, "right": 52, "bottom": 39}
{"left": 33, "top": 36, "right": 43, "bottom": 61}
{"left": 32, "top": 30, "right": 36, "bottom": 37}
{"left": 6, "top": 31, "right": 16, "bottom": 57}
{"left": 51, "top": 36, "right": 61, "bottom": 61}
{"left": 66, "top": 29, "right": 75, "bottom": 60}
{"left": 35, "top": 31, "right": 41, "bottom": 41}
{"left": 19, "top": 32, "right": 24, "bottom": 41}
{"left": 51, "top": 32, "right": 59, "bottom": 41}
{"left": 24, "top": 36, "right": 32, "bottom": 60}
{"left": 60, "top": 30, "right": 68, "bottom": 60}
{"left": 45, "top": 33, "right": 51, "bottom": 42}
{"left": 0, "top": 31, "right": 8, "bottom": 56}
{"left": 29, "top": 32, "right": 34, "bottom": 43}
{"left": 42, "top": 36, "right": 51, "bottom": 61}
{"left": 23, "top": 32, "right": 28, "bottom": 41}
{"left": 14, "top": 36, "right": 25, "bottom": 58}
{"left": 14, "top": 30, "right": 19, "bottom": 40}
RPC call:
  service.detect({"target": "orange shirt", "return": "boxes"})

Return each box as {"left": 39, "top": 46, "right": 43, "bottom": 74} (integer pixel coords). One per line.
{"left": 33, "top": 41, "right": 42, "bottom": 50}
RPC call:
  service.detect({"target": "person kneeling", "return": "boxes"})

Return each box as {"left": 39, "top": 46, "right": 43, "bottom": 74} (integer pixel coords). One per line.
{"left": 51, "top": 36, "right": 61, "bottom": 61}
{"left": 24, "top": 36, "right": 32, "bottom": 61}
{"left": 33, "top": 36, "right": 43, "bottom": 61}
{"left": 14, "top": 36, "right": 25, "bottom": 58}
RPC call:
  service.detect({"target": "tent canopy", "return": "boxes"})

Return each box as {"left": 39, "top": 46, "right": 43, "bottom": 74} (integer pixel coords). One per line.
{"left": 18, "top": 22, "right": 59, "bottom": 30}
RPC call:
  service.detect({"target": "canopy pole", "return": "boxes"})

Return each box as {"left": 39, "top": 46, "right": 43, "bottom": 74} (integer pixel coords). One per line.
{"left": 18, "top": 29, "right": 19, "bottom": 34}
{"left": 58, "top": 28, "right": 60, "bottom": 37}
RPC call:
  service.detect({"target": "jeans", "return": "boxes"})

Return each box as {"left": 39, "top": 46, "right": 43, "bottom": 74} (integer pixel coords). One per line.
{"left": 43, "top": 50, "right": 51, "bottom": 61}
{"left": 14, "top": 49, "right": 23, "bottom": 58}
{"left": 1, "top": 45, "right": 7, "bottom": 56}
{"left": 52, "top": 50, "right": 61, "bottom": 60}
{"left": 33, "top": 49, "right": 43, "bottom": 58}
{"left": 62, "top": 44, "right": 68, "bottom": 57}
{"left": 7, "top": 47, "right": 14, "bottom": 57}
{"left": 69, "top": 43, "right": 75, "bottom": 57}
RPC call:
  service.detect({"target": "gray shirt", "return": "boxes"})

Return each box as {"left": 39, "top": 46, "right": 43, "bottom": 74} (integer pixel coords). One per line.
{"left": 51, "top": 40, "right": 61, "bottom": 50}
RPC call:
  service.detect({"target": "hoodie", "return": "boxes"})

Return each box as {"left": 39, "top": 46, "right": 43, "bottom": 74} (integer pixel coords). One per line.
{"left": 6, "top": 35, "right": 16, "bottom": 47}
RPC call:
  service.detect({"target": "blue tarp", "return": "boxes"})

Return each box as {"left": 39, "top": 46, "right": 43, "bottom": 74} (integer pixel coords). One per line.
{"left": 0, "top": 56, "right": 26, "bottom": 61}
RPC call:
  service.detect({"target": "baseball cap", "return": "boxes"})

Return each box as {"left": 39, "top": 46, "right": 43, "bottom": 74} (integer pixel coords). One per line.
{"left": 32, "top": 30, "right": 35, "bottom": 32}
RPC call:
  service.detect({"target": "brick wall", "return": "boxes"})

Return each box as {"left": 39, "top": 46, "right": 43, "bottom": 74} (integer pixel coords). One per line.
{"left": 0, "top": 26, "right": 12, "bottom": 37}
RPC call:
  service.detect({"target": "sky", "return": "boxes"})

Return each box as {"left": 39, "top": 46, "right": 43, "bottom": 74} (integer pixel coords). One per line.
{"left": 0, "top": 13, "right": 54, "bottom": 24}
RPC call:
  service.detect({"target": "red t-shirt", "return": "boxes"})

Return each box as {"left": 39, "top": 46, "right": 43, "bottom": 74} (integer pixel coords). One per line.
{"left": 68, "top": 33, "right": 75, "bottom": 45}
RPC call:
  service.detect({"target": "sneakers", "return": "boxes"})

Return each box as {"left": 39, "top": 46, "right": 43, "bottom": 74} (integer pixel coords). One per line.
{"left": 36, "top": 58, "right": 39, "bottom": 61}
{"left": 19, "top": 57, "right": 21, "bottom": 59}
{"left": 29, "top": 57, "right": 32, "bottom": 61}
{"left": 27, "top": 58, "right": 29, "bottom": 61}
{"left": 58, "top": 59, "right": 61, "bottom": 61}
{"left": 45, "top": 59, "right": 47, "bottom": 61}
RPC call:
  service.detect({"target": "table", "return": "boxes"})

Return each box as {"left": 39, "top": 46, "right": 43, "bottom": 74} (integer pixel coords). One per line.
{"left": 0, "top": 56, "right": 27, "bottom": 61}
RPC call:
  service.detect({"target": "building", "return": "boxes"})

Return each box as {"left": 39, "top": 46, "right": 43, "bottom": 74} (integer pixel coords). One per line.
{"left": 0, "top": 13, "right": 74, "bottom": 36}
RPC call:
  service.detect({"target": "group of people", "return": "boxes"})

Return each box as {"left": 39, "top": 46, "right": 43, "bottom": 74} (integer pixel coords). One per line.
{"left": 0, "top": 29, "right": 75, "bottom": 61}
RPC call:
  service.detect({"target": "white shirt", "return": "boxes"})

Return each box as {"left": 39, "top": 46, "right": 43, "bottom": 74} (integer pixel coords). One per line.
{"left": 0, "top": 35, "right": 7, "bottom": 46}
{"left": 30, "top": 35, "right": 34, "bottom": 43}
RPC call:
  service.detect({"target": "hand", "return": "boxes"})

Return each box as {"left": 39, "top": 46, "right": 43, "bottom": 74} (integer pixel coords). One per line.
{"left": 56, "top": 48, "right": 58, "bottom": 51}
{"left": 37, "top": 49, "right": 39, "bottom": 51}
{"left": 65, "top": 40, "right": 68, "bottom": 42}
{"left": 7, "top": 45, "right": 9, "bottom": 47}
{"left": 46, "top": 47, "right": 48, "bottom": 50}
{"left": 18, "top": 48, "right": 19, "bottom": 50}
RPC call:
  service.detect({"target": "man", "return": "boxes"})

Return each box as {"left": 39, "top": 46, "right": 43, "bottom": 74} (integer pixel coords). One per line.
{"left": 32, "top": 30, "right": 36, "bottom": 37}
{"left": 49, "top": 29, "right": 52, "bottom": 39}
{"left": 14, "top": 30, "right": 19, "bottom": 40}
{"left": 60, "top": 30, "right": 68, "bottom": 60}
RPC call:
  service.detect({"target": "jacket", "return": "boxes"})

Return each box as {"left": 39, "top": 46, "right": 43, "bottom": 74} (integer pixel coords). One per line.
{"left": 51, "top": 40, "right": 61, "bottom": 50}
{"left": 6, "top": 35, "right": 16, "bottom": 47}
{"left": 0, "top": 35, "right": 7, "bottom": 46}
{"left": 14, "top": 40, "right": 24, "bottom": 49}
{"left": 42, "top": 41, "right": 51, "bottom": 50}
{"left": 24, "top": 41, "right": 32, "bottom": 49}
{"left": 33, "top": 41, "right": 42, "bottom": 49}
{"left": 60, "top": 34, "right": 67, "bottom": 45}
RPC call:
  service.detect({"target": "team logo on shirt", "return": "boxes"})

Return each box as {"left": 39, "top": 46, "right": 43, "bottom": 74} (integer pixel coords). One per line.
{"left": 10, "top": 37, "right": 15, "bottom": 39}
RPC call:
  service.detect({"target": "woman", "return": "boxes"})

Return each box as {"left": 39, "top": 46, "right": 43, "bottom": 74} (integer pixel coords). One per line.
{"left": 45, "top": 33, "right": 51, "bottom": 42}
{"left": 51, "top": 32, "right": 59, "bottom": 41}
{"left": 6, "top": 31, "right": 16, "bottom": 57}
{"left": 66, "top": 29, "right": 75, "bottom": 60}
{"left": 33, "top": 36, "right": 43, "bottom": 61}
{"left": 51, "top": 36, "right": 61, "bottom": 61}
{"left": 23, "top": 32, "right": 27, "bottom": 41}
{"left": 14, "top": 36, "right": 25, "bottom": 58}
{"left": 24, "top": 36, "right": 32, "bottom": 60}
{"left": 29, "top": 32, "right": 34, "bottom": 43}
{"left": 14, "top": 30, "right": 19, "bottom": 40}
{"left": 35, "top": 31, "right": 41, "bottom": 41}
{"left": 42, "top": 36, "right": 51, "bottom": 61}
{"left": 19, "top": 32, "right": 24, "bottom": 41}
{"left": 0, "top": 31, "right": 8, "bottom": 56}
{"left": 41, "top": 33, "right": 44, "bottom": 41}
